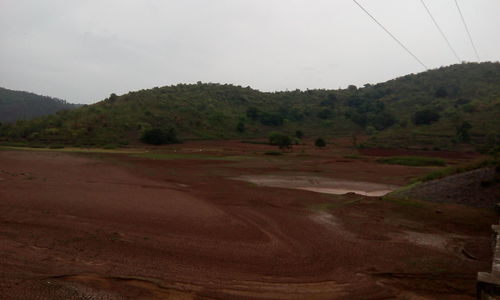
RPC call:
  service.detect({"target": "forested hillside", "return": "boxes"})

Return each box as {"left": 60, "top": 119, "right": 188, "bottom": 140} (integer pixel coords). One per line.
{"left": 0, "top": 87, "right": 80, "bottom": 123}
{"left": 0, "top": 62, "right": 498, "bottom": 150}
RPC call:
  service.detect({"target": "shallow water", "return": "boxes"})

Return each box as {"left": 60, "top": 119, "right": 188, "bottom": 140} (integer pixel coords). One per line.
{"left": 234, "top": 175, "right": 398, "bottom": 197}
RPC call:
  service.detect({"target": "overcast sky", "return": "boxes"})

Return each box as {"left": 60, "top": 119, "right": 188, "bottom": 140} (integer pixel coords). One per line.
{"left": 0, "top": 0, "right": 499, "bottom": 104}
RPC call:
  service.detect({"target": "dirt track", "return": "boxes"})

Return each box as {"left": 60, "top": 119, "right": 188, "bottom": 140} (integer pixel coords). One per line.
{"left": 0, "top": 143, "right": 496, "bottom": 299}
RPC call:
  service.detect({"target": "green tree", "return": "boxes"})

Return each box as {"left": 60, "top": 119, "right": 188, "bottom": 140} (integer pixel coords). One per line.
{"left": 108, "top": 93, "right": 118, "bottom": 102}
{"left": 246, "top": 107, "right": 259, "bottom": 120}
{"left": 315, "top": 138, "right": 326, "bottom": 148}
{"left": 269, "top": 132, "right": 292, "bottom": 150}
{"left": 141, "top": 128, "right": 178, "bottom": 145}
{"left": 317, "top": 108, "right": 333, "bottom": 119}
{"left": 236, "top": 121, "right": 246, "bottom": 133}
{"left": 413, "top": 109, "right": 440, "bottom": 125}
{"left": 456, "top": 121, "right": 472, "bottom": 142}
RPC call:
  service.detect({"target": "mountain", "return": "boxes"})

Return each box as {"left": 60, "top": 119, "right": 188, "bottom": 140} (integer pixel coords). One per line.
{"left": 0, "top": 87, "right": 81, "bottom": 123}
{"left": 0, "top": 62, "right": 499, "bottom": 150}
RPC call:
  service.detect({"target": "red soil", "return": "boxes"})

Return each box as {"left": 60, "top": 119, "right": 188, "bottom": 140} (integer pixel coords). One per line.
{"left": 0, "top": 142, "right": 495, "bottom": 299}
{"left": 359, "top": 148, "right": 478, "bottom": 159}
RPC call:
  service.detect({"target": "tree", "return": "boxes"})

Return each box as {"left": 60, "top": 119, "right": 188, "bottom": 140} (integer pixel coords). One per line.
{"left": 259, "top": 112, "right": 284, "bottom": 126}
{"left": 236, "top": 121, "right": 246, "bottom": 133}
{"left": 434, "top": 87, "right": 448, "bottom": 98}
{"left": 317, "top": 108, "right": 333, "bottom": 119}
{"left": 413, "top": 109, "right": 440, "bottom": 125}
{"left": 295, "top": 130, "right": 304, "bottom": 139}
{"left": 246, "top": 107, "right": 259, "bottom": 120}
{"left": 320, "top": 93, "right": 336, "bottom": 107}
{"left": 269, "top": 132, "right": 292, "bottom": 150}
{"left": 456, "top": 121, "right": 472, "bottom": 142}
{"left": 141, "top": 128, "right": 178, "bottom": 145}
{"left": 108, "top": 93, "right": 118, "bottom": 102}
{"left": 315, "top": 138, "right": 326, "bottom": 148}
{"left": 371, "top": 111, "right": 397, "bottom": 130}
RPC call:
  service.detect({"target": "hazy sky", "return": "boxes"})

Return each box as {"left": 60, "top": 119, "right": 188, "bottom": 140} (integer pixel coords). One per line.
{"left": 1, "top": 0, "right": 499, "bottom": 104}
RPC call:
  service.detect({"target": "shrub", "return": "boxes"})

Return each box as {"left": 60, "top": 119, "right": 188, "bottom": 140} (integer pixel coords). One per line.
{"left": 268, "top": 132, "right": 292, "bottom": 150}
{"left": 236, "top": 121, "right": 246, "bottom": 133}
{"left": 49, "top": 144, "right": 65, "bottom": 149}
{"left": 264, "top": 150, "right": 283, "bottom": 156}
{"left": 259, "top": 112, "right": 284, "bottom": 126}
{"left": 377, "top": 156, "right": 445, "bottom": 167}
{"left": 141, "top": 128, "right": 179, "bottom": 145}
{"left": 413, "top": 109, "right": 440, "bottom": 125}
{"left": 315, "top": 138, "right": 327, "bottom": 148}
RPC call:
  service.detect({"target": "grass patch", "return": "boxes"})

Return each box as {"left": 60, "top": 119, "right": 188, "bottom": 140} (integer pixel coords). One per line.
{"left": 382, "top": 195, "right": 426, "bottom": 208}
{"left": 131, "top": 152, "right": 249, "bottom": 161}
{"left": 415, "top": 157, "right": 499, "bottom": 183}
{"left": 377, "top": 156, "right": 446, "bottom": 167}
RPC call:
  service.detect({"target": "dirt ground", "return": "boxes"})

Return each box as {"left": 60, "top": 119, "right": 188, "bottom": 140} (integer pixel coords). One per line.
{"left": 0, "top": 140, "right": 496, "bottom": 299}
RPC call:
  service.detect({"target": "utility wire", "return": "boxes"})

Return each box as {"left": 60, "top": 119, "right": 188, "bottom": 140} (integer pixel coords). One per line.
{"left": 352, "top": 0, "right": 428, "bottom": 70}
{"left": 454, "top": 0, "right": 480, "bottom": 61}
{"left": 420, "top": 0, "right": 461, "bottom": 63}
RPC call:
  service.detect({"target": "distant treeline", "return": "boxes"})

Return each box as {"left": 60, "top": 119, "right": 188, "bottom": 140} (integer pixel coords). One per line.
{"left": 0, "top": 62, "right": 499, "bottom": 151}
{"left": 0, "top": 87, "right": 81, "bottom": 123}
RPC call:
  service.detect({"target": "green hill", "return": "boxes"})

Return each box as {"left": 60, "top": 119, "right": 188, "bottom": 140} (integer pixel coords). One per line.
{"left": 0, "top": 62, "right": 499, "bottom": 150}
{"left": 0, "top": 87, "right": 81, "bottom": 123}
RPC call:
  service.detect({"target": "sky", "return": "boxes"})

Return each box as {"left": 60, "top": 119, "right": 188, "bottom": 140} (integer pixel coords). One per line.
{"left": 0, "top": 0, "right": 499, "bottom": 104}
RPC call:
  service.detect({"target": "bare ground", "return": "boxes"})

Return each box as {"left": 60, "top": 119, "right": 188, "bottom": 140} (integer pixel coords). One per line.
{"left": 0, "top": 142, "right": 495, "bottom": 299}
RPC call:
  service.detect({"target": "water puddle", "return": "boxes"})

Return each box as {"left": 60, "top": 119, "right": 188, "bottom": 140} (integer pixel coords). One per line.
{"left": 234, "top": 175, "right": 398, "bottom": 197}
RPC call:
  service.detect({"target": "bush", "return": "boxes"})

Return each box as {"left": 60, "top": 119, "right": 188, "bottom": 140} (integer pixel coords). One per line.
{"left": 315, "top": 138, "right": 327, "bottom": 148}
{"left": 317, "top": 109, "right": 333, "bottom": 119}
{"left": 49, "top": 144, "right": 65, "bottom": 149}
{"left": 268, "top": 132, "right": 292, "bottom": 150}
{"left": 236, "top": 121, "right": 246, "bottom": 133}
{"left": 264, "top": 150, "right": 283, "bottom": 156}
{"left": 141, "top": 128, "right": 179, "bottom": 145}
{"left": 377, "top": 156, "right": 445, "bottom": 167}
{"left": 260, "top": 112, "right": 284, "bottom": 126}
{"left": 413, "top": 109, "right": 440, "bottom": 125}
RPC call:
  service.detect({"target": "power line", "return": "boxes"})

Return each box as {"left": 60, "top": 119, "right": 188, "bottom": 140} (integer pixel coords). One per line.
{"left": 352, "top": 0, "right": 428, "bottom": 70}
{"left": 420, "top": 0, "right": 461, "bottom": 63}
{"left": 454, "top": 0, "right": 480, "bottom": 61}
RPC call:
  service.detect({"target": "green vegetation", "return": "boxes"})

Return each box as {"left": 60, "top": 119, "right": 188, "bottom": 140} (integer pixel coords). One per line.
{"left": 377, "top": 156, "right": 446, "bottom": 167}
{"left": 382, "top": 196, "right": 426, "bottom": 208}
{"left": 264, "top": 150, "right": 283, "bottom": 156}
{"left": 415, "top": 157, "right": 499, "bottom": 183}
{"left": 412, "top": 109, "right": 440, "bottom": 125}
{"left": 268, "top": 132, "right": 292, "bottom": 150}
{"left": 141, "top": 128, "right": 178, "bottom": 145}
{"left": 0, "top": 63, "right": 499, "bottom": 149}
{"left": 315, "top": 138, "right": 327, "bottom": 148}
{"left": 0, "top": 87, "right": 80, "bottom": 123}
